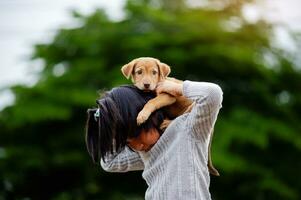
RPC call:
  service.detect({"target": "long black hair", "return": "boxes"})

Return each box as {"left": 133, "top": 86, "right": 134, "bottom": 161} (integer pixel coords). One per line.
{"left": 85, "top": 85, "right": 164, "bottom": 164}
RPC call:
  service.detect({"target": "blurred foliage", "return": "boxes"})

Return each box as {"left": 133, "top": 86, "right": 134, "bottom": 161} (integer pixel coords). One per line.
{"left": 1, "top": 0, "right": 301, "bottom": 199}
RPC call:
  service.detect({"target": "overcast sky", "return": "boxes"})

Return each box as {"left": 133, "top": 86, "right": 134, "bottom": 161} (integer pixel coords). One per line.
{"left": 0, "top": 0, "right": 300, "bottom": 110}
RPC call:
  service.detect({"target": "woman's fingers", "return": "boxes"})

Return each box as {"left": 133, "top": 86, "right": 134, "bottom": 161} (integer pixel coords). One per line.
{"left": 156, "top": 82, "right": 164, "bottom": 94}
{"left": 156, "top": 80, "right": 182, "bottom": 96}
{"left": 156, "top": 81, "right": 171, "bottom": 93}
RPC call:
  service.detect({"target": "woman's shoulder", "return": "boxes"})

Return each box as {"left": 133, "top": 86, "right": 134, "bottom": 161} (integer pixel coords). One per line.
{"left": 164, "top": 114, "right": 189, "bottom": 137}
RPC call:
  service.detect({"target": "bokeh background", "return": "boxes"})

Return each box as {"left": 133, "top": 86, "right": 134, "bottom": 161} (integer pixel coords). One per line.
{"left": 1, "top": 0, "right": 301, "bottom": 199}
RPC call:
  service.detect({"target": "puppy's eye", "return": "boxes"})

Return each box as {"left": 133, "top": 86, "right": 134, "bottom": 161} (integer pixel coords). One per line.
{"left": 152, "top": 71, "right": 158, "bottom": 75}
{"left": 136, "top": 70, "right": 142, "bottom": 75}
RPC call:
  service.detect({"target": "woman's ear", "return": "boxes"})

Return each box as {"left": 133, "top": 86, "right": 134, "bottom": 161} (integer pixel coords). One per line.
{"left": 121, "top": 59, "right": 137, "bottom": 79}
{"left": 157, "top": 61, "right": 171, "bottom": 79}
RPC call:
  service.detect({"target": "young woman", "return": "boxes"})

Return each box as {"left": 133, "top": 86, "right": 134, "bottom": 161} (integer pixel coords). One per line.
{"left": 86, "top": 80, "right": 223, "bottom": 200}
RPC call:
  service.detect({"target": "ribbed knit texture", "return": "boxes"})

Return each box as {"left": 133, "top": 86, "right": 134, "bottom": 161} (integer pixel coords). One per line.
{"left": 101, "top": 81, "right": 223, "bottom": 200}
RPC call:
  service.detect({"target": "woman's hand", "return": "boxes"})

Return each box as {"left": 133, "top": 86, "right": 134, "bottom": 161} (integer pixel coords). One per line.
{"left": 156, "top": 80, "right": 183, "bottom": 97}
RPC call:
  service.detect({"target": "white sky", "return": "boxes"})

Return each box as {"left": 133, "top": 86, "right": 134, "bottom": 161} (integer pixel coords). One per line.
{"left": 0, "top": 0, "right": 300, "bottom": 110}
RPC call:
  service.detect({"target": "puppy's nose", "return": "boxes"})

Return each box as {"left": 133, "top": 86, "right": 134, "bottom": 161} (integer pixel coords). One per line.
{"left": 144, "top": 84, "right": 150, "bottom": 89}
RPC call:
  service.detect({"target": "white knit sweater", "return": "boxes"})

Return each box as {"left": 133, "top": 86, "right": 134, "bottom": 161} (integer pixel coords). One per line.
{"left": 101, "top": 81, "right": 223, "bottom": 200}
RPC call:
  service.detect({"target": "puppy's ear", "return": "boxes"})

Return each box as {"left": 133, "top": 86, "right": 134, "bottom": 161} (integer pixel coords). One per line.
{"left": 121, "top": 60, "right": 137, "bottom": 79}
{"left": 157, "top": 62, "right": 171, "bottom": 79}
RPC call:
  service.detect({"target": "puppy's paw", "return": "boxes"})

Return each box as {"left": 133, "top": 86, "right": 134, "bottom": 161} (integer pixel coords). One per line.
{"left": 160, "top": 119, "right": 172, "bottom": 131}
{"left": 137, "top": 110, "right": 152, "bottom": 125}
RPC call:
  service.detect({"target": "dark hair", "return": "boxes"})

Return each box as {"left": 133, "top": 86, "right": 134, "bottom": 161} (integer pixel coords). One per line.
{"left": 85, "top": 85, "right": 164, "bottom": 164}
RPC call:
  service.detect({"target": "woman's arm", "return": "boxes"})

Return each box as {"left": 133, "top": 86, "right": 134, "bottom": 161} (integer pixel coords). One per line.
{"left": 156, "top": 80, "right": 223, "bottom": 141}
{"left": 101, "top": 146, "right": 144, "bottom": 172}
{"left": 183, "top": 80, "right": 223, "bottom": 141}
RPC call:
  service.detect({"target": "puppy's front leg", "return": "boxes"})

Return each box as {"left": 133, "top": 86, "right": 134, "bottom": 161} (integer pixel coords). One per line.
{"left": 137, "top": 93, "right": 176, "bottom": 125}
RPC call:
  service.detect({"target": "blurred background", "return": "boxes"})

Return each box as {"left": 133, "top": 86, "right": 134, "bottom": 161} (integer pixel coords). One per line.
{"left": 0, "top": 0, "right": 301, "bottom": 199}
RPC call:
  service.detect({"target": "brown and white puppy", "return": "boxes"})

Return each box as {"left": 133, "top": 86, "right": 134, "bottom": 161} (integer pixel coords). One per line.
{"left": 121, "top": 57, "right": 191, "bottom": 123}
{"left": 121, "top": 57, "right": 220, "bottom": 176}
{"left": 121, "top": 57, "right": 170, "bottom": 91}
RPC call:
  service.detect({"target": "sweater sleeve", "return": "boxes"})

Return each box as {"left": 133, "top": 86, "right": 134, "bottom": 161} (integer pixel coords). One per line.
{"left": 183, "top": 80, "right": 223, "bottom": 141}
{"left": 100, "top": 146, "right": 144, "bottom": 172}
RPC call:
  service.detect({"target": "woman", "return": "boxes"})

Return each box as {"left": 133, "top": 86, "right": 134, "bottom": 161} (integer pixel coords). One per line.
{"left": 86, "top": 80, "right": 223, "bottom": 200}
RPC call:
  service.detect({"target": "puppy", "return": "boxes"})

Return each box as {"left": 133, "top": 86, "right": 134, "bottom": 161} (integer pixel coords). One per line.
{"left": 121, "top": 57, "right": 220, "bottom": 176}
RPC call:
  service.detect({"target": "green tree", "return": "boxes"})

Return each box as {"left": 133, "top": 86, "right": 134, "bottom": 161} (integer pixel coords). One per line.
{"left": 1, "top": 0, "right": 300, "bottom": 199}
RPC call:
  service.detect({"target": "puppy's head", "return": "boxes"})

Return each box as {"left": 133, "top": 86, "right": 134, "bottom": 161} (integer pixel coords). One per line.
{"left": 121, "top": 57, "right": 171, "bottom": 91}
